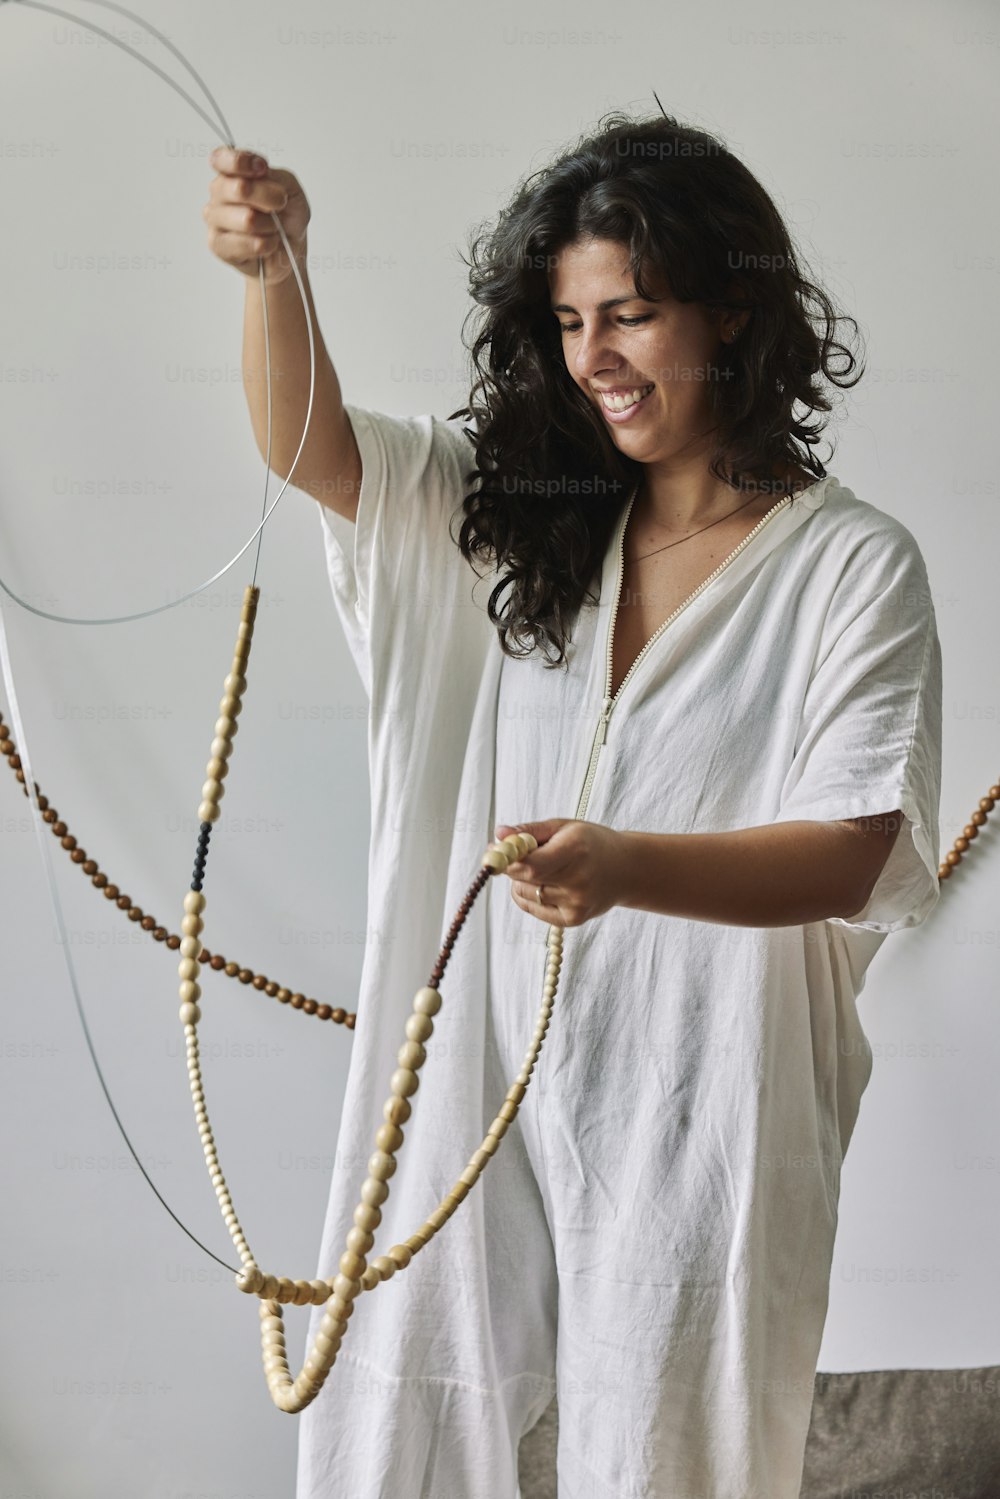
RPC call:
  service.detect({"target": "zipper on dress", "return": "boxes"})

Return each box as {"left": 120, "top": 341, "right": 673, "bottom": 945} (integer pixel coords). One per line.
{"left": 572, "top": 490, "right": 794, "bottom": 821}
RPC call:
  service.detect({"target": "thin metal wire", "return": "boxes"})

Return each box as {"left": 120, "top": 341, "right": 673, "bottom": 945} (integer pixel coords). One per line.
{"left": 0, "top": 5, "right": 317, "bottom": 625}
{"left": 0, "top": 0, "right": 318, "bottom": 1272}
{"left": 0, "top": 610, "right": 241, "bottom": 1275}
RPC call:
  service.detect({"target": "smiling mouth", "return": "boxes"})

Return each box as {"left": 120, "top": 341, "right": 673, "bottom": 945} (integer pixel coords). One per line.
{"left": 597, "top": 383, "right": 655, "bottom": 421}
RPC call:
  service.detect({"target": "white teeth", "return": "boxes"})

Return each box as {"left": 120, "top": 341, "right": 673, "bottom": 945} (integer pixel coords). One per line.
{"left": 601, "top": 384, "right": 653, "bottom": 412}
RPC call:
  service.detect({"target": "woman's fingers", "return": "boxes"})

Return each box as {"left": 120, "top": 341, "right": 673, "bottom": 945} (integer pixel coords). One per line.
{"left": 208, "top": 144, "right": 269, "bottom": 178}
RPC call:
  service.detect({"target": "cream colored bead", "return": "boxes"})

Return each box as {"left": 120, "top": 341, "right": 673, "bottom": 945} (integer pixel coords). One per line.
{"left": 260, "top": 1275, "right": 279, "bottom": 1299}
{"left": 236, "top": 1264, "right": 264, "bottom": 1295}
{"left": 360, "top": 1177, "right": 388, "bottom": 1207}
{"left": 198, "top": 800, "right": 220, "bottom": 824}
{"left": 481, "top": 848, "right": 507, "bottom": 873}
{"left": 488, "top": 1118, "right": 509, "bottom": 1141}
{"left": 181, "top": 913, "right": 204, "bottom": 938}
{"left": 388, "top": 1244, "right": 412, "bottom": 1269}
{"left": 375, "top": 1123, "right": 403, "bottom": 1154}
{"left": 371, "top": 1255, "right": 397, "bottom": 1280}
{"left": 292, "top": 1280, "right": 314, "bottom": 1306}
{"left": 183, "top": 891, "right": 206, "bottom": 915}
{"left": 210, "top": 734, "right": 232, "bottom": 759}
{"left": 177, "top": 957, "right": 200, "bottom": 981}
{"left": 345, "top": 1227, "right": 374, "bottom": 1256}
{"left": 206, "top": 756, "right": 229, "bottom": 781}
{"left": 314, "top": 1331, "right": 340, "bottom": 1355}
{"left": 412, "top": 986, "right": 442, "bottom": 1016}
{"left": 275, "top": 1278, "right": 296, "bottom": 1304}
{"left": 498, "top": 1100, "right": 518, "bottom": 1124}
{"left": 179, "top": 935, "right": 202, "bottom": 959}
{"left": 332, "top": 1273, "right": 360, "bottom": 1302}
{"left": 218, "top": 695, "right": 242, "bottom": 719}
{"left": 397, "top": 1040, "right": 426, "bottom": 1071}
{"left": 178, "top": 980, "right": 201, "bottom": 1005}
{"left": 390, "top": 1068, "right": 419, "bottom": 1098}
{"left": 340, "top": 1247, "right": 367, "bottom": 1283}
{"left": 480, "top": 1134, "right": 501, "bottom": 1156}
{"left": 178, "top": 1002, "right": 201, "bottom": 1026}
{"left": 214, "top": 716, "right": 236, "bottom": 739}
{"left": 470, "top": 1147, "right": 491, "bottom": 1171}
{"left": 360, "top": 1266, "right": 380, "bottom": 1291}
{"left": 367, "top": 1152, "right": 396, "bottom": 1182}
{"left": 404, "top": 1013, "right": 434, "bottom": 1044}
{"left": 223, "top": 672, "right": 246, "bottom": 696}
{"left": 325, "top": 1296, "right": 354, "bottom": 1324}
{"left": 353, "top": 1203, "right": 381, "bottom": 1233}
{"left": 383, "top": 1096, "right": 411, "bottom": 1127}
{"left": 459, "top": 1163, "right": 481, "bottom": 1189}
{"left": 310, "top": 1279, "right": 333, "bottom": 1302}
{"left": 200, "top": 778, "right": 222, "bottom": 803}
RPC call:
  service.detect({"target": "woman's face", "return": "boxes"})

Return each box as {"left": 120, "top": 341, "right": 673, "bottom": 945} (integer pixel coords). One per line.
{"left": 547, "top": 235, "right": 734, "bottom": 468}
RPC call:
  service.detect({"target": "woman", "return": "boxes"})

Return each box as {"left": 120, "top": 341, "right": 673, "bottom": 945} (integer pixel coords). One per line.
{"left": 206, "top": 108, "right": 942, "bottom": 1499}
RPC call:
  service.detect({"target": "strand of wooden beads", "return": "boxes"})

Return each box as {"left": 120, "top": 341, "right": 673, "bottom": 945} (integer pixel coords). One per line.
{"left": 244, "top": 867, "right": 560, "bottom": 1413}
{"left": 177, "top": 586, "right": 563, "bottom": 1411}
{"left": 179, "top": 584, "right": 260, "bottom": 1274}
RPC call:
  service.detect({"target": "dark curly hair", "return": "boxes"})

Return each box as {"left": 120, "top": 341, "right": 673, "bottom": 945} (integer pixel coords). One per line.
{"left": 445, "top": 105, "right": 865, "bottom": 670}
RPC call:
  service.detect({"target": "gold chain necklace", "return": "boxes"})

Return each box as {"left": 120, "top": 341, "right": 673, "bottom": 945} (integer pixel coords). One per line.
{"left": 625, "top": 489, "right": 771, "bottom": 563}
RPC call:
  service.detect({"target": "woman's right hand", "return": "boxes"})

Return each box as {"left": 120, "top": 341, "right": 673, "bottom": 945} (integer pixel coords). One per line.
{"left": 204, "top": 146, "right": 311, "bottom": 284}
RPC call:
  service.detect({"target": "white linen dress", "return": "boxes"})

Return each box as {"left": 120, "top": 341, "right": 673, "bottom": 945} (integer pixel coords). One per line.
{"left": 295, "top": 403, "right": 943, "bottom": 1499}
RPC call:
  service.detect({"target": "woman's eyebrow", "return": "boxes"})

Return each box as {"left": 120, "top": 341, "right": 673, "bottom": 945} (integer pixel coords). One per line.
{"left": 550, "top": 295, "right": 647, "bottom": 313}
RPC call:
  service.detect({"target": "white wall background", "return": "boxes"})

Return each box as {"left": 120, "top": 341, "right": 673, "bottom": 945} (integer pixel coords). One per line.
{"left": 0, "top": 0, "right": 997, "bottom": 1494}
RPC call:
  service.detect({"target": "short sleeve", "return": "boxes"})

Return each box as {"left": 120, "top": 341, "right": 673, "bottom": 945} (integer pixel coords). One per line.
{"left": 313, "top": 404, "right": 484, "bottom": 697}
{"left": 772, "top": 524, "right": 943, "bottom": 934}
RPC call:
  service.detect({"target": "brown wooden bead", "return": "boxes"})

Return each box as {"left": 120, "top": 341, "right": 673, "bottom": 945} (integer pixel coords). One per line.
{"left": 43, "top": 809, "right": 58, "bottom": 824}
{"left": 252, "top": 975, "right": 267, "bottom": 991}
{"left": 103, "top": 884, "right": 120, "bottom": 900}
{"left": 128, "top": 907, "right": 143, "bottom": 922}
{"left": 224, "top": 962, "right": 239, "bottom": 977}
{"left": 141, "top": 915, "right": 156, "bottom": 931}
{"left": 265, "top": 982, "right": 279, "bottom": 997}
{"left": 60, "top": 834, "right": 77, "bottom": 850}
{"left": 152, "top": 927, "right": 167, "bottom": 941}
{"left": 116, "top": 894, "right": 132, "bottom": 910}
{"left": 276, "top": 988, "right": 291, "bottom": 1004}
{"left": 290, "top": 993, "right": 304, "bottom": 1009}
{"left": 316, "top": 1005, "right": 332, "bottom": 1021}
{"left": 238, "top": 969, "right": 253, "bottom": 985}
{"left": 331, "top": 1008, "right": 346, "bottom": 1024}
{"left": 52, "top": 820, "right": 67, "bottom": 836}
{"left": 345, "top": 1014, "right": 356, "bottom": 1030}
{"left": 9, "top": 753, "right": 22, "bottom": 770}
{"left": 82, "top": 859, "right": 98, "bottom": 875}
{"left": 70, "top": 849, "right": 86, "bottom": 864}
{"left": 303, "top": 998, "right": 318, "bottom": 1015}
{"left": 210, "top": 955, "right": 226, "bottom": 971}
{"left": 166, "top": 935, "right": 181, "bottom": 951}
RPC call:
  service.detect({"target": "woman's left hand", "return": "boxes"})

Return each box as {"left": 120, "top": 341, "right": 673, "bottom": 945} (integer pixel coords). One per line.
{"left": 492, "top": 818, "right": 631, "bottom": 928}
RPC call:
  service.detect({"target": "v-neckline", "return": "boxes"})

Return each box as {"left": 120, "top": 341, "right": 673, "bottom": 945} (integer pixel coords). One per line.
{"left": 599, "top": 475, "right": 835, "bottom": 712}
